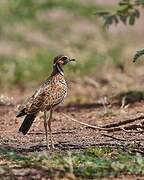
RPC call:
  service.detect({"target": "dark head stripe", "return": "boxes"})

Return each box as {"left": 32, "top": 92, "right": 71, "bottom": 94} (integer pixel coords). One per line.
{"left": 53, "top": 54, "right": 65, "bottom": 64}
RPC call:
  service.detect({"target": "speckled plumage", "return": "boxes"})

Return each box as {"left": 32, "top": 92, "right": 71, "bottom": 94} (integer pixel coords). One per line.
{"left": 16, "top": 55, "right": 75, "bottom": 149}
{"left": 19, "top": 73, "right": 67, "bottom": 114}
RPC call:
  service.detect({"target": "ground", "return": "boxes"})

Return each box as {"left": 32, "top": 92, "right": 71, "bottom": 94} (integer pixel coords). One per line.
{"left": 1, "top": 101, "right": 144, "bottom": 151}
{"left": 0, "top": 89, "right": 144, "bottom": 179}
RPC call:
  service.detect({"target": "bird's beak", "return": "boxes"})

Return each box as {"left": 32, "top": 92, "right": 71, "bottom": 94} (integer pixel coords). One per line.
{"left": 69, "top": 58, "right": 75, "bottom": 62}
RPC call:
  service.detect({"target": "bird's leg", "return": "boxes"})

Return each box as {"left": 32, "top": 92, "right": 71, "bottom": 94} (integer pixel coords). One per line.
{"left": 48, "top": 109, "right": 55, "bottom": 149}
{"left": 44, "top": 111, "right": 49, "bottom": 149}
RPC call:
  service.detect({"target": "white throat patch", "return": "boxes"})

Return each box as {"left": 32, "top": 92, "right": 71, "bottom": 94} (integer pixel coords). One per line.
{"left": 56, "top": 64, "right": 64, "bottom": 76}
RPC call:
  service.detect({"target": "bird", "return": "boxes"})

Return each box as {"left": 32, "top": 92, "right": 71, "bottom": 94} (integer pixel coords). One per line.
{"left": 16, "top": 54, "right": 75, "bottom": 149}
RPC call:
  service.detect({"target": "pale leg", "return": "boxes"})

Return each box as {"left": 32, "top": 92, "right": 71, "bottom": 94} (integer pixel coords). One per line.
{"left": 44, "top": 111, "right": 49, "bottom": 149}
{"left": 48, "top": 109, "right": 55, "bottom": 149}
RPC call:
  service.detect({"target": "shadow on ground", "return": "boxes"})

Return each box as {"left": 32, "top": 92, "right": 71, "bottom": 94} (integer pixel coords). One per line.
{"left": 110, "top": 90, "right": 144, "bottom": 106}
{"left": 57, "top": 90, "right": 144, "bottom": 112}
{"left": 0, "top": 142, "right": 115, "bottom": 153}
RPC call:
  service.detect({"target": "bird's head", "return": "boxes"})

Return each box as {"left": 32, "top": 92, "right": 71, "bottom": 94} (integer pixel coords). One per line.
{"left": 52, "top": 54, "right": 75, "bottom": 76}
{"left": 53, "top": 54, "right": 75, "bottom": 67}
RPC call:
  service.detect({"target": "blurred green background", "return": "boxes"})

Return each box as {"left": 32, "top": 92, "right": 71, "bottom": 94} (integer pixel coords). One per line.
{"left": 0, "top": 0, "right": 143, "bottom": 92}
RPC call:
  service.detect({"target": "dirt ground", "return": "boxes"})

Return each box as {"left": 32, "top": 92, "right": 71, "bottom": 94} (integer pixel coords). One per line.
{"left": 0, "top": 88, "right": 144, "bottom": 179}
{"left": 0, "top": 95, "right": 144, "bottom": 154}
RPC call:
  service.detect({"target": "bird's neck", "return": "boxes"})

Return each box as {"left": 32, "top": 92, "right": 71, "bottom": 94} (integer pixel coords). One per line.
{"left": 51, "top": 63, "right": 64, "bottom": 76}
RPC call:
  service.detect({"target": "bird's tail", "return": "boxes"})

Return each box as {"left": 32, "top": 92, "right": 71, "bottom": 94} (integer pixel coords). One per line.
{"left": 19, "top": 113, "right": 37, "bottom": 135}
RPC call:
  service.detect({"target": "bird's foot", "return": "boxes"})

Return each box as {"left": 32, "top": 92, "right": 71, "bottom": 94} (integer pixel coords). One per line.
{"left": 46, "top": 142, "right": 50, "bottom": 149}
{"left": 51, "top": 141, "right": 57, "bottom": 149}
{"left": 46, "top": 142, "right": 56, "bottom": 150}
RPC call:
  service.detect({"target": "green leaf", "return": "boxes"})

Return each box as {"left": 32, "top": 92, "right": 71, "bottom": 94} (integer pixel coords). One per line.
{"left": 117, "top": 4, "right": 129, "bottom": 13}
{"left": 113, "top": 15, "right": 119, "bottom": 24}
{"left": 119, "top": 14, "right": 128, "bottom": 24}
{"left": 135, "top": 9, "right": 140, "bottom": 18}
{"left": 104, "top": 16, "right": 113, "bottom": 26}
{"left": 129, "top": 14, "right": 135, "bottom": 25}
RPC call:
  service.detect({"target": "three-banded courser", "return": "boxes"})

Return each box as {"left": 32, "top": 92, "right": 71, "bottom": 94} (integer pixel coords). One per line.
{"left": 16, "top": 55, "right": 75, "bottom": 149}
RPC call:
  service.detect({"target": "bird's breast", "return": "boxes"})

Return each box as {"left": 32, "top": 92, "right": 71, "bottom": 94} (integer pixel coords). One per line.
{"left": 42, "top": 76, "right": 67, "bottom": 109}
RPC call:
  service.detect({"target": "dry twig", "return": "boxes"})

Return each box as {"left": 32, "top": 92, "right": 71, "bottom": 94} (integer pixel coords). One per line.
{"left": 62, "top": 113, "right": 144, "bottom": 133}
{"left": 102, "top": 114, "right": 144, "bottom": 128}
{"left": 62, "top": 113, "right": 107, "bottom": 130}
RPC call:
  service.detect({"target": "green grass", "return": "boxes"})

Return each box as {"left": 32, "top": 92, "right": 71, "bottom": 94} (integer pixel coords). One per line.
{"left": 0, "top": 0, "right": 110, "bottom": 24}
{"left": 0, "top": 0, "right": 110, "bottom": 88}
{"left": 0, "top": 42, "right": 126, "bottom": 88}
{"left": 9, "top": 0, "right": 110, "bottom": 20}
{"left": 0, "top": 147, "right": 144, "bottom": 178}
{"left": 0, "top": 0, "right": 142, "bottom": 89}
{"left": 0, "top": 52, "right": 54, "bottom": 87}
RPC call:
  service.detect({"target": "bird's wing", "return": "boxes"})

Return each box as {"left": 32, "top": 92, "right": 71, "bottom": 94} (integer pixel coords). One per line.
{"left": 17, "top": 78, "right": 51, "bottom": 115}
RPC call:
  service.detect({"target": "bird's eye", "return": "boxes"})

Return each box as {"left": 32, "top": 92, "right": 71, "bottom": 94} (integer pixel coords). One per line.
{"left": 63, "top": 56, "right": 67, "bottom": 60}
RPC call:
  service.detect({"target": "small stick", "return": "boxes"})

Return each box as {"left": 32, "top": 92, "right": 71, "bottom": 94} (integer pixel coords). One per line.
{"left": 62, "top": 113, "right": 144, "bottom": 133}
{"left": 62, "top": 113, "right": 108, "bottom": 130}
{"left": 102, "top": 114, "right": 144, "bottom": 128}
